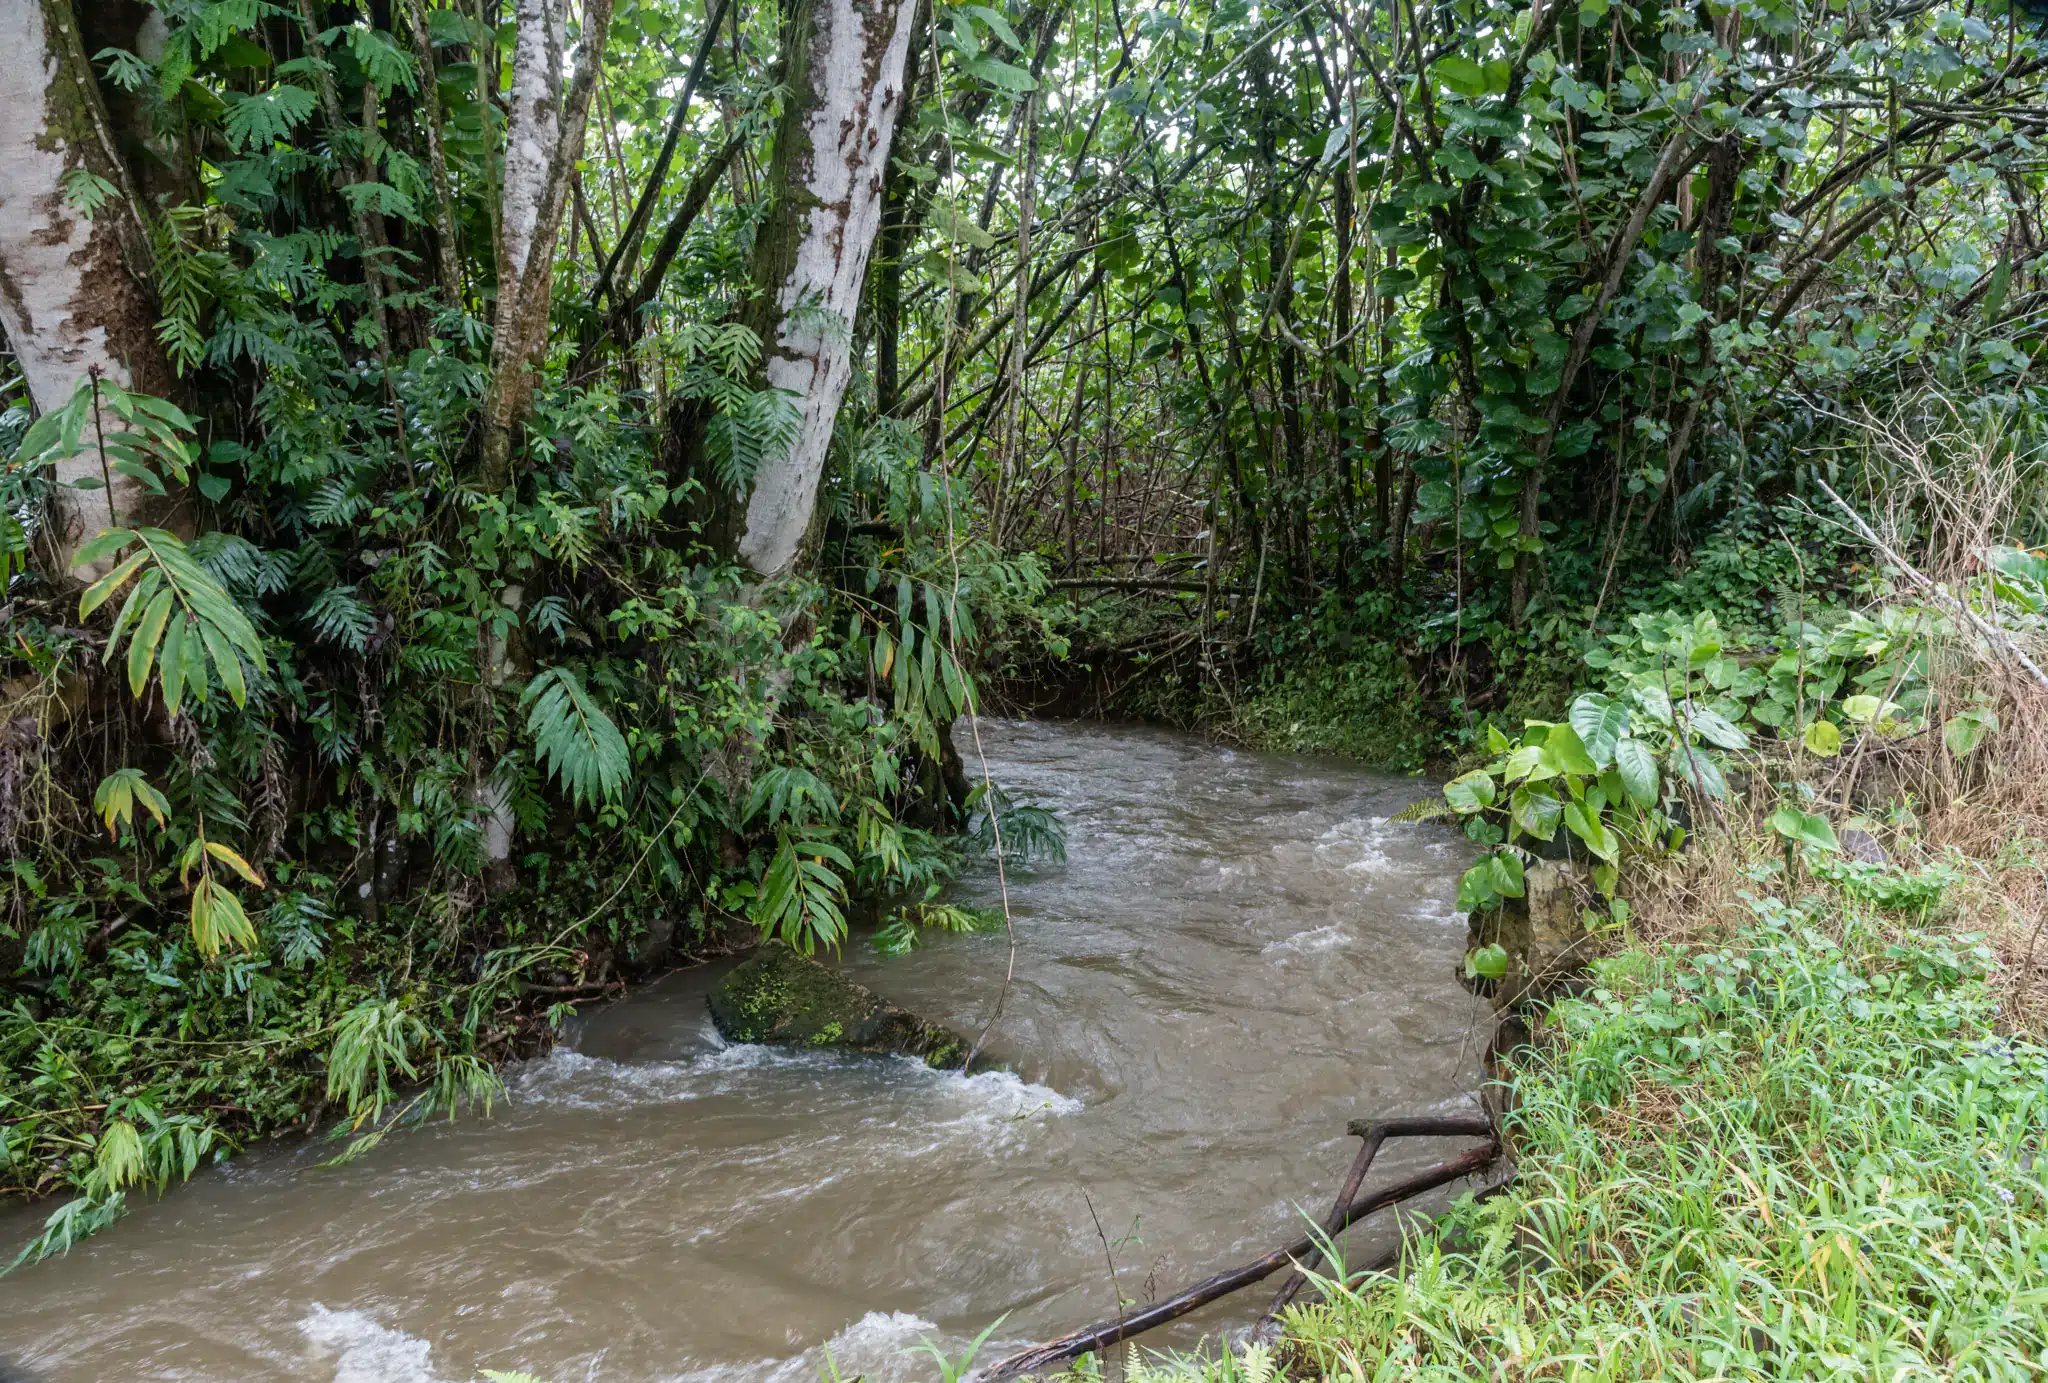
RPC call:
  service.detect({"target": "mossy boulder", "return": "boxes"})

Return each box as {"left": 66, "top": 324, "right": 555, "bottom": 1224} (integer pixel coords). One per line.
{"left": 707, "top": 944, "right": 979, "bottom": 1069}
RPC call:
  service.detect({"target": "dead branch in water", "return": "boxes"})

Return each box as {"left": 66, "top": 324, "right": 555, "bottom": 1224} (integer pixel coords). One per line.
{"left": 1262, "top": 1114, "right": 1497, "bottom": 1321}
{"left": 982, "top": 1138, "right": 1502, "bottom": 1381}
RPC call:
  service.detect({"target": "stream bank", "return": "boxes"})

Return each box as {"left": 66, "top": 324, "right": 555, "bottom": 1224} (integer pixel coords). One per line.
{"left": 0, "top": 720, "right": 1488, "bottom": 1383}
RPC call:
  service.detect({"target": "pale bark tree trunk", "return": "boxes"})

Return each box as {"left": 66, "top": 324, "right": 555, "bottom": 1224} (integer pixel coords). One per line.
{"left": 734, "top": 0, "right": 923, "bottom": 579}
{"left": 478, "top": 0, "right": 615, "bottom": 488}
{"left": 0, "top": 0, "right": 181, "bottom": 571}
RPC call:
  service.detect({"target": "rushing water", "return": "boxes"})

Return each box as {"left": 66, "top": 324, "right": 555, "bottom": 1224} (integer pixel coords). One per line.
{"left": 0, "top": 721, "right": 1487, "bottom": 1383}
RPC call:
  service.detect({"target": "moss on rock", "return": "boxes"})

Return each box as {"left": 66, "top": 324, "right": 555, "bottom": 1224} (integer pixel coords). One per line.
{"left": 707, "top": 944, "right": 980, "bottom": 1069}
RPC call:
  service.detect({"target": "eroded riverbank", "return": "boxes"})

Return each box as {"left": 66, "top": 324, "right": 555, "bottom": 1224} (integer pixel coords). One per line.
{"left": 0, "top": 721, "right": 1485, "bottom": 1383}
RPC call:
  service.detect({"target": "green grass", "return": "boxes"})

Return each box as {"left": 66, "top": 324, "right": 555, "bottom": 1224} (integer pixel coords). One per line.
{"left": 1117, "top": 895, "right": 2048, "bottom": 1381}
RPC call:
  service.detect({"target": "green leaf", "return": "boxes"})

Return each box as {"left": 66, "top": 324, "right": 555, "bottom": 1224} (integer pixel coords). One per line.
{"left": 1944, "top": 707, "right": 1999, "bottom": 759}
{"left": 1563, "top": 801, "right": 1620, "bottom": 862}
{"left": 1489, "top": 849, "right": 1526, "bottom": 898}
{"left": 1803, "top": 719, "right": 1843, "bottom": 757}
{"left": 1768, "top": 807, "right": 1839, "bottom": 852}
{"left": 521, "top": 666, "right": 631, "bottom": 809}
{"left": 1688, "top": 708, "right": 1749, "bottom": 751}
{"left": 199, "top": 620, "right": 248, "bottom": 707}
{"left": 1510, "top": 785, "right": 1561, "bottom": 842}
{"left": 1544, "top": 723, "right": 1600, "bottom": 776}
{"left": 1613, "top": 738, "right": 1659, "bottom": 807}
{"left": 1668, "top": 745, "right": 1727, "bottom": 800}
{"left": 78, "top": 548, "right": 149, "bottom": 617}
{"left": 1433, "top": 55, "right": 1488, "bottom": 96}
{"left": 159, "top": 614, "right": 191, "bottom": 714}
{"left": 1458, "top": 860, "right": 1500, "bottom": 911}
{"left": 1466, "top": 943, "right": 1510, "bottom": 980}
{"left": 1444, "top": 770, "right": 1497, "bottom": 813}
{"left": 128, "top": 587, "right": 175, "bottom": 698}
{"left": 1568, "top": 693, "right": 1629, "bottom": 767}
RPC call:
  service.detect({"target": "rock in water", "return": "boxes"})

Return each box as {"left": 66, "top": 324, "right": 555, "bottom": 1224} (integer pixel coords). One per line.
{"left": 707, "top": 944, "right": 977, "bottom": 1068}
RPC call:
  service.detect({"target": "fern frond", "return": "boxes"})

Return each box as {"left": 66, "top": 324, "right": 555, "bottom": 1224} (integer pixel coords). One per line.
{"left": 521, "top": 666, "right": 630, "bottom": 809}
{"left": 1388, "top": 798, "right": 1456, "bottom": 823}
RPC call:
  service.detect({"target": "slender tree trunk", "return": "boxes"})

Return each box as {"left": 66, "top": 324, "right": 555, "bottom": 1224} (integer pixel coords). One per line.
{"left": 478, "top": 0, "right": 615, "bottom": 489}
{"left": 0, "top": 0, "right": 182, "bottom": 572}
{"left": 992, "top": 90, "right": 1039, "bottom": 548}
{"left": 405, "top": 0, "right": 465, "bottom": 308}
{"left": 733, "top": 0, "right": 923, "bottom": 578}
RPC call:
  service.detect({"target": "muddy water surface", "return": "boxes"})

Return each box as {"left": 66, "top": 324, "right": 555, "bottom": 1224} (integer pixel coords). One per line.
{"left": 0, "top": 721, "right": 1485, "bottom": 1383}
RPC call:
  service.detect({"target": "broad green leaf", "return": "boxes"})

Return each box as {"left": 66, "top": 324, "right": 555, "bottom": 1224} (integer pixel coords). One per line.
{"left": 1563, "top": 801, "right": 1619, "bottom": 862}
{"left": 1668, "top": 744, "right": 1727, "bottom": 799}
{"left": 1631, "top": 681, "right": 1674, "bottom": 726}
{"left": 1489, "top": 849, "right": 1526, "bottom": 898}
{"left": 1803, "top": 719, "right": 1842, "bottom": 757}
{"left": 1768, "top": 807, "right": 1839, "bottom": 852}
{"left": 1503, "top": 743, "right": 1554, "bottom": 783}
{"left": 1544, "top": 723, "right": 1600, "bottom": 776}
{"left": 1510, "top": 785, "right": 1561, "bottom": 842}
{"left": 1568, "top": 693, "right": 1629, "bottom": 767}
{"left": 1944, "top": 707, "right": 1999, "bottom": 758}
{"left": 1613, "top": 738, "right": 1659, "bottom": 807}
{"left": 1433, "top": 55, "right": 1487, "bottom": 95}
{"left": 1458, "top": 860, "right": 1499, "bottom": 911}
{"left": 1444, "top": 770, "right": 1496, "bottom": 813}
{"left": 1466, "top": 944, "right": 1510, "bottom": 980}
{"left": 1688, "top": 708, "right": 1749, "bottom": 751}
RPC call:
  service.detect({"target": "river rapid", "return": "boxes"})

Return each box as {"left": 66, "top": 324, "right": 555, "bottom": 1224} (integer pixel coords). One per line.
{"left": 0, "top": 720, "right": 1486, "bottom": 1383}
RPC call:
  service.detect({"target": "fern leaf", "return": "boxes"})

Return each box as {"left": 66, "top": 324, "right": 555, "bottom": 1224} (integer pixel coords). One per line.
{"left": 1388, "top": 798, "right": 1456, "bottom": 824}
{"left": 521, "top": 667, "right": 630, "bottom": 809}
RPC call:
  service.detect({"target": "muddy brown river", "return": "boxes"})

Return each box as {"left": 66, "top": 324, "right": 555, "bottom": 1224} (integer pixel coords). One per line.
{"left": 0, "top": 721, "right": 1486, "bottom": 1383}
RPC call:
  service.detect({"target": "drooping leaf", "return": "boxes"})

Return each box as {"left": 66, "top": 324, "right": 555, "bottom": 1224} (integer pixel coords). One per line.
{"left": 521, "top": 667, "right": 631, "bottom": 809}
{"left": 1688, "top": 708, "right": 1750, "bottom": 751}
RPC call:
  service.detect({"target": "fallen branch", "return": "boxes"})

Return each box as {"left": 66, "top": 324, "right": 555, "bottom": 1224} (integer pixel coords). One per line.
{"left": 1263, "top": 1114, "right": 1496, "bottom": 1320}
{"left": 982, "top": 1141, "right": 1502, "bottom": 1381}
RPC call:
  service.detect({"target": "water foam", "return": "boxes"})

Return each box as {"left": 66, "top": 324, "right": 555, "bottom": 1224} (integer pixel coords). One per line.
{"left": 1311, "top": 814, "right": 1454, "bottom": 876}
{"left": 299, "top": 1305, "right": 445, "bottom": 1383}
{"left": 668, "top": 1310, "right": 944, "bottom": 1383}
{"left": 511, "top": 1036, "right": 852, "bottom": 1110}
{"left": 1262, "top": 923, "right": 1350, "bottom": 956}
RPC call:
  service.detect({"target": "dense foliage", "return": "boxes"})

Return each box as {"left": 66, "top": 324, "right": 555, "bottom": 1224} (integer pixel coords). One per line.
{"left": 5, "top": 0, "right": 2048, "bottom": 1282}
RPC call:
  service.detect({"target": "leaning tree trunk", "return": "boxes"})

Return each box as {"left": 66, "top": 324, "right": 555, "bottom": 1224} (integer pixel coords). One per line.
{"left": 477, "top": 0, "right": 614, "bottom": 489}
{"left": 734, "top": 0, "right": 923, "bottom": 579}
{"left": 0, "top": 0, "right": 181, "bottom": 572}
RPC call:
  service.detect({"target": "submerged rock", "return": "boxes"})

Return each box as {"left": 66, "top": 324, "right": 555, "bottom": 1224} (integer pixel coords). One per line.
{"left": 707, "top": 943, "right": 978, "bottom": 1068}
